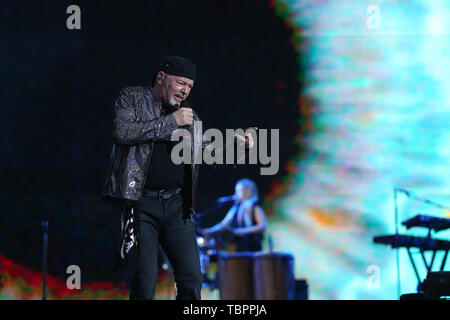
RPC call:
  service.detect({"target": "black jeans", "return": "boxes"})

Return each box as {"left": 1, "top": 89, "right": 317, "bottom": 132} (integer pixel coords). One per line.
{"left": 129, "top": 193, "right": 203, "bottom": 300}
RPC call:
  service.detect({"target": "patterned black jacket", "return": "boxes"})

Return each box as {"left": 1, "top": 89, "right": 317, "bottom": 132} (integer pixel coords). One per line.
{"left": 101, "top": 85, "right": 227, "bottom": 218}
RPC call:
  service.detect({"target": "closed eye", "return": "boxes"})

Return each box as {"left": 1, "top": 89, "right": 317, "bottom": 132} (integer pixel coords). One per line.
{"left": 177, "top": 81, "right": 193, "bottom": 89}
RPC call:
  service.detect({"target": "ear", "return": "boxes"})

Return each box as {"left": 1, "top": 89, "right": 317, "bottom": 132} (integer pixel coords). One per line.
{"left": 157, "top": 71, "right": 166, "bottom": 84}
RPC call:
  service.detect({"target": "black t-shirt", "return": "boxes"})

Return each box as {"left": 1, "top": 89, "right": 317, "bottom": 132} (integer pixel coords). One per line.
{"left": 144, "top": 141, "right": 186, "bottom": 190}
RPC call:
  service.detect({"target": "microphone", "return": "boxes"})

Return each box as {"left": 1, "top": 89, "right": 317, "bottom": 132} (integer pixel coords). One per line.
{"left": 180, "top": 100, "right": 190, "bottom": 108}
{"left": 216, "top": 195, "right": 237, "bottom": 203}
{"left": 163, "top": 99, "right": 188, "bottom": 114}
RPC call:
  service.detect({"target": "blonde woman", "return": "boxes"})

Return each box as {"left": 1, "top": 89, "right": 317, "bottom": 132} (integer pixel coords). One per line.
{"left": 202, "top": 179, "right": 267, "bottom": 252}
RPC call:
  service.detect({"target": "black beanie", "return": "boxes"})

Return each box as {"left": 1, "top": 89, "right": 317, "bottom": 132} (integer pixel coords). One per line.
{"left": 157, "top": 56, "right": 196, "bottom": 81}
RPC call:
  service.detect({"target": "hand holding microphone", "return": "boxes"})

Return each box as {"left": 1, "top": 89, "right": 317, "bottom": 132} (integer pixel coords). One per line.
{"left": 172, "top": 100, "right": 194, "bottom": 126}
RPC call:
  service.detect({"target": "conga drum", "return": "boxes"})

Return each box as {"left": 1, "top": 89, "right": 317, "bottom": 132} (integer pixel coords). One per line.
{"left": 253, "top": 252, "right": 295, "bottom": 299}
{"left": 218, "top": 251, "right": 255, "bottom": 299}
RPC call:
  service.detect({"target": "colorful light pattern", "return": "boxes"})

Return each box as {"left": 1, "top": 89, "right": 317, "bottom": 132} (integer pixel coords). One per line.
{"left": 266, "top": 0, "right": 450, "bottom": 299}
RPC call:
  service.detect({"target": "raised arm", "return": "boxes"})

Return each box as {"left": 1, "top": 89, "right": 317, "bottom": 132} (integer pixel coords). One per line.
{"left": 202, "top": 207, "right": 235, "bottom": 235}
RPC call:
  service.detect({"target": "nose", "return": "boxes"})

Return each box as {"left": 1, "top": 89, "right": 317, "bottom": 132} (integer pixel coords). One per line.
{"left": 181, "top": 85, "right": 191, "bottom": 97}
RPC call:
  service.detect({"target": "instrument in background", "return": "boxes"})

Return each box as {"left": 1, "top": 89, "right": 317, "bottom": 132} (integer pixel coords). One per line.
{"left": 196, "top": 234, "right": 219, "bottom": 289}
{"left": 373, "top": 234, "right": 450, "bottom": 252}
{"left": 217, "top": 251, "right": 295, "bottom": 300}
{"left": 196, "top": 226, "right": 237, "bottom": 250}
{"left": 402, "top": 214, "right": 450, "bottom": 233}
{"left": 253, "top": 252, "right": 295, "bottom": 300}
{"left": 194, "top": 196, "right": 297, "bottom": 297}
{"left": 218, "top": 251, "right": 255, "bottom": 300}
{"left": 373, "top": 214, "right": 450, "bottom": 293}
{"left": 196, "top": 226, "right": 241, "bottom": 290}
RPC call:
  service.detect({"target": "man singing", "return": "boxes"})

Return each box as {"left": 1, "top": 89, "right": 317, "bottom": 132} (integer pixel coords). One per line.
{"left": 102, "top": 56, "right": 253, "bottom": 300}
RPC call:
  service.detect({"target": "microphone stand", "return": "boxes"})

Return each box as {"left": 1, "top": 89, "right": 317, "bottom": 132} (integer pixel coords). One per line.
{"left": 393, "top": 190, "right": 401, "bottom": 299}
{"left": 41, "top": 221, "right": 49, "bottom": 300}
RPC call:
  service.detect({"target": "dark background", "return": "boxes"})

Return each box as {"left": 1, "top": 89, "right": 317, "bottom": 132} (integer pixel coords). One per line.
{"left": 0, "top": 0, "right": 302, "bottom": 284}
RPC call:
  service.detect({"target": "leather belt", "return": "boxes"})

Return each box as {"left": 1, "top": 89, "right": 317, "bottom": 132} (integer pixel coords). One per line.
{"left": 143, "top": 187, "right": 182, "bottom": 200}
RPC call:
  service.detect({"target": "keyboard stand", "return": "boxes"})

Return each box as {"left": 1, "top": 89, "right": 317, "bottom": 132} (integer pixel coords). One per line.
{"left": 405, "top": 246, "right": 449, "bottom": 292}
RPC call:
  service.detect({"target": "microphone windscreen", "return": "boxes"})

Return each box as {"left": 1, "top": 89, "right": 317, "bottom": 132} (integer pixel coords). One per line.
{"left": 181, "top": 100, "right": 191, "bottom": 108}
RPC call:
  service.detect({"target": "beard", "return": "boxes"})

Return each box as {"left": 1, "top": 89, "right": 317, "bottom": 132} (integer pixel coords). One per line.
{"left": 162, "top": 97, "right": 180, "bottom": 114}
{"left": 169, "top": 96, "right": 180, "bottom": 107}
